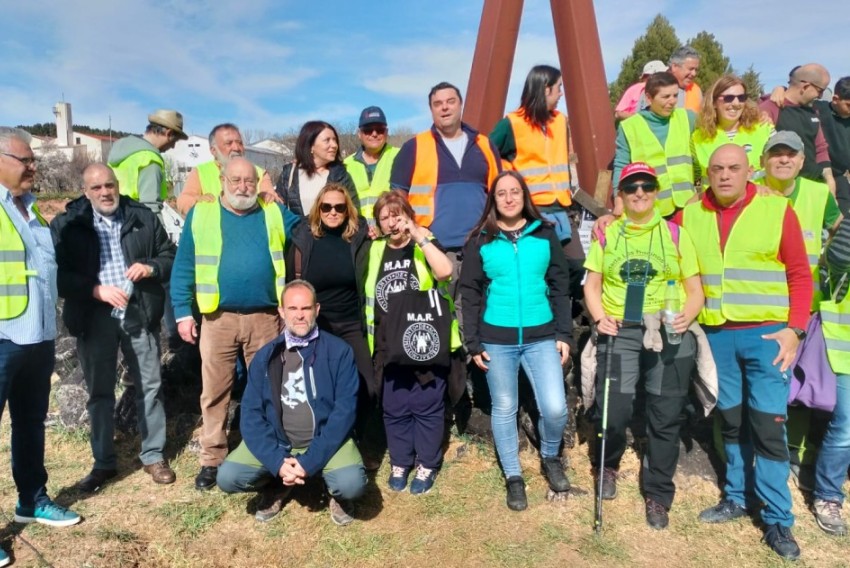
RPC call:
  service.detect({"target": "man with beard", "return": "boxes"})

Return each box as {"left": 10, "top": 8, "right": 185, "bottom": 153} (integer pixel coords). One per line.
{"left": 176, "top": 123, "right": 277, "bottom": 215}
{"left": 217, "top": 280, "right": 366, "bottom": 525}
{"left": 0, "top": 128, "right": 79, "bottom": 566}
{"left": 171, "top": 157, "right": 301, "bottom": 490}
{"left": 51, "top": 164, "right": 176, "bottom": 491}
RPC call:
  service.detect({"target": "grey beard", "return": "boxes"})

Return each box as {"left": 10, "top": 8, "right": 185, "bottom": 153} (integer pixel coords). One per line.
{"left": 225, "top": 191, "right": 259, "bottom": 211}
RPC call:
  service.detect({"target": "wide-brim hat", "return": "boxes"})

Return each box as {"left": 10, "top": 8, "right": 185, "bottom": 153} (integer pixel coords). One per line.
{"left": 148, "top": 109, "right": 188, "bottom": 140}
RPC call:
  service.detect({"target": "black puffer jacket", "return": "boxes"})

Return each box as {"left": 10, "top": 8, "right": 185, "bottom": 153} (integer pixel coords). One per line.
{"left": 275, "top": 162, "right": 358, "bottom": 216}
{"left": 50, "top": 195, "right": 176, "bottom": 336}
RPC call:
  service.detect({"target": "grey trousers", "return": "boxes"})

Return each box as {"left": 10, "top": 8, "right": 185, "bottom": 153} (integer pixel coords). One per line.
{"left": 76, "top": 306, "right": 166, "bottom": 469}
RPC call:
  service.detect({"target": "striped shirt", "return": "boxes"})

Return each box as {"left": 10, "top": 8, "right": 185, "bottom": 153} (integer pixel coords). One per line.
{"left": 0, "top": 185, "right": 58, "bottom": 345}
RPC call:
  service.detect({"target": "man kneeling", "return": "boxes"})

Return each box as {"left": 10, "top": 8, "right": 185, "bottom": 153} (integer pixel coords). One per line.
{"left": 217, "top": 280, "right": 367, "bottom": 524}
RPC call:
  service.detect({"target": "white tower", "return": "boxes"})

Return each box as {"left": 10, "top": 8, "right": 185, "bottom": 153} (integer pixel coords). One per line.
{"left": 53, "top": 102, "right": 73, "bottom": 147}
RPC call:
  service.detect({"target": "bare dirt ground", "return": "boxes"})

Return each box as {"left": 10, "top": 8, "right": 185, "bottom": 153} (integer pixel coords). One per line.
{"left": 35, "top": 199, "right": 70, "bottom": 223}
{"left": 1, "top": 383, "right": 848, "bottom": 568}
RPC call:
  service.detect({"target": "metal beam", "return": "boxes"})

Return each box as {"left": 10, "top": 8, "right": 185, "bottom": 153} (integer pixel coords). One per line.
{"left": 463, "top": 0, "right": 524, "bottom": 134}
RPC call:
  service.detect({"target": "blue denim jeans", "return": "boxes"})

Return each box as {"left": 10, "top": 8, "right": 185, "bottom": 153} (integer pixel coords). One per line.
{"left": 482, "top": 340, "right": 567, "bottom": 478}
{"left": 0, "top": 340, "right": 54, "bottom": 508}
{"left": 815, "top": 374, "right": 850, "bottom": 503}
{"left": 705, "top": 324, "right": 794, "bottom": 527}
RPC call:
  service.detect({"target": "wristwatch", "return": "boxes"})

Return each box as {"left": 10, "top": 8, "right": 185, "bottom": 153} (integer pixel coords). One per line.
{"left": 789, "top": 327, "right": 807, "bottom": 340}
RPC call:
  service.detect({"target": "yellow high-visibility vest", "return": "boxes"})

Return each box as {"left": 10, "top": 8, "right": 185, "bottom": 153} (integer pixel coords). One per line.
{"left": 0, "top": 204, "right": 43, "bottom": 319}
{"left": 110, "top": 149, "right": 168, "bottom": 201}
{"left": 343, "top": 146, "right": 400, "bottom": 226}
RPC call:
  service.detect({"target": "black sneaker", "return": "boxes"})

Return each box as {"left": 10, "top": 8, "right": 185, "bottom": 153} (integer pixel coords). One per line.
{"left": 762, "top": 523, "right": 800, "bottom": 561}
{"left": 597, "top": 467, "right": 617, "bottom": 500}
{"left": 194, "top": 466, "right": 218, "bottom": 491}
{"left": 698, "top": 498, "right": 747, "bottom": 523}
{"left": 645, "top": 498, "right": 669, "bottom": 530}
{"left": 505, "top": 476, "right": 527, "bottom": 511}
{"left": 541, "top": 457, "right": 571, "bottom": 493}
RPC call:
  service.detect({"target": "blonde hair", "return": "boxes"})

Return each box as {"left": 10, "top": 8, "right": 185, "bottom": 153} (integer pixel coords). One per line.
{"left": 695, "top": 74, "right": 761, "bottom": 139}
{"left": 308, "top": 183, "right": 359, "bottom": 241}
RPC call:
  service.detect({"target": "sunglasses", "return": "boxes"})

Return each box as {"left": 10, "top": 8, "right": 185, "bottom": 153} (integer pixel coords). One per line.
{"left": 361, "top": 125, "right": 387, "bottom": 135}
{"left": 717, "top": 94, "right": 748, "bottom": 104}
{"left": 620, "top": 182, "right": 659, "bottom": 194}
{"left": 319, "top": 203, "right": 347, "bottom": 214}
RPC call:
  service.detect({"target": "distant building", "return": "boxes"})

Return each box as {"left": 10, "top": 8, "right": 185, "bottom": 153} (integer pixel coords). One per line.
{"left": 30, "top": 102, "right": 113, "bottom": 162}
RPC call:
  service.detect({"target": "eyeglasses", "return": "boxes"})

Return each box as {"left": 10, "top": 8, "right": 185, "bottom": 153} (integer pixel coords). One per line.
{"left": 320, "top": 203, "right": 347, "bottom": 214}
{"left": 225, "top": 177, "right": 257, "bottom": 187}
{"left": 803, "top": 81, "right": 827, "bottom": 97}
{"left": 494, "top": 187, "right": 523, "bottom": 200}
{"left": 2, "top": 153, "right": 37, "bottom": 167}
{"left": 620, "top": 182, "right": 659, "bottom": 194}
{"left": 361, "top": 125, "right": 387, "bottom": 135}
{"left": 717, "top": 94, "right": 748, "bottom": 104}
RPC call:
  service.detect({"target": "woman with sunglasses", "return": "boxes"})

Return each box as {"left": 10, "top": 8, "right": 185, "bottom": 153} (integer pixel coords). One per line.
{"left": 614, "top": 72, "right": 697, "bottom": 218}
{"left": 460, "top": 170, "right": 573, "bottom": 511}
{"left": 286, "top": 184, "right": 379, "bottom": 465}
{"left": 276, "top": 121, "right": 358, "bottom": 217}
{"left": 364, "top": 190, "right": 461, "bottom": 494}
{"left": 584, "top": 162, "right": 704, "bottom": 530}
{"left": 692, "top": 75, "right": 774, "bottom": 187}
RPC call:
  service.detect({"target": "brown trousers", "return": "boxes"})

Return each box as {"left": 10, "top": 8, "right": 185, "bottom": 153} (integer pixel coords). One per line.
{"left": 198, "top": 309, "right": 280, "bottom": 466}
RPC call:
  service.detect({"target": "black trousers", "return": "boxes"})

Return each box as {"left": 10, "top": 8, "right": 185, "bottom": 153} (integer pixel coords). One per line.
{"left": 593, "top": 326, "right": 695, "bottom": 509}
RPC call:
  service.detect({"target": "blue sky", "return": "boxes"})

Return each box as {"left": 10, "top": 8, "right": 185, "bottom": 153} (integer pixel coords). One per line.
{"left": 0, "top": 0, "right": 843, "bottom": 140}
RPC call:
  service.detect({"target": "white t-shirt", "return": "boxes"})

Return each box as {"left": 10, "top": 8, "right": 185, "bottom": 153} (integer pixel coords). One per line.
{"left": 298, "top": 169, "right": 330, "bottom": 214}
{"left": 441, "top": 131, "right": 468, "bottom": 168}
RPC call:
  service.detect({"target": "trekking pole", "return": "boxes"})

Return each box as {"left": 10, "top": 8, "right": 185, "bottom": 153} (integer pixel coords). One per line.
{"left": 594, "top": 335, "right": 615, "bottom": 534}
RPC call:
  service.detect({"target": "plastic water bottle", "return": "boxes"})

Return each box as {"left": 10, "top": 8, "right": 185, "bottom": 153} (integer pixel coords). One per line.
{"left": 663, "top": 279, "right": 682, "bottom": 345}
{"left": 112, "top": 279, "right": 134, "bottom": 321}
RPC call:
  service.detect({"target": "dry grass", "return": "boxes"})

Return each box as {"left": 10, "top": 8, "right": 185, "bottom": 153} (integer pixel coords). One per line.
{"left": 1, "top": 384, "right": 849, "bottom": 567}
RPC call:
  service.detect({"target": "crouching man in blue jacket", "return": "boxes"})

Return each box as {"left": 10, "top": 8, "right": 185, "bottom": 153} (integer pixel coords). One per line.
{"left": 217, "top": 279, "right": 367, "bottom": 524}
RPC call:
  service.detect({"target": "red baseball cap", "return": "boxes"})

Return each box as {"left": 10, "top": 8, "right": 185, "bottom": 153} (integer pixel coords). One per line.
{"left": 619, "top": 162, "right": 657, "bottom": 185}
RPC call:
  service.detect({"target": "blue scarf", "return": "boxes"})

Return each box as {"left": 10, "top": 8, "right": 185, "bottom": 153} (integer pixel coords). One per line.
{"left": 284, "top": 325, "right": 319, "bottom": 348}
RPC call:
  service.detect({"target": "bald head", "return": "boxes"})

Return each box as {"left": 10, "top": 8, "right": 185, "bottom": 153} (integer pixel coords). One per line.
{"left": 221, "top": 157, "right": 259, "bottom": 212}
{"left": 83, "top": 163, "right": 120, "bottom": 216}
{"left": 707, "top": 144, "right": 751, "bottom": 206}
{"left": 790, "top": 64, "right": 830, "bottom": 105}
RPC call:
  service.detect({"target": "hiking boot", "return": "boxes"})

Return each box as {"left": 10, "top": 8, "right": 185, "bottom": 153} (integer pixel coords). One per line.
{"left": 14, "top": 499, "right": 81, "bottom": 527}
{"left": 195, "top": 466, "right": 218, "bottom": 491}
{"left": 75, "top": 468, "right": 118, "bottom": 493}
{"left": 255, "top": 487, "right": 291, "bottom": 522}
{"left": 541, "top": 456, "right": 571, "bottom": 493}
{"left": 812, "top": 499, "right": 847, "bottom": 536}
{"left": 328, "top": 497, "right": 354, "bottom": 526}
{"left": 387, "top": 465, "right": 411, "bottom": 492}
{"left": 506, "top": 476, "right": 527, "bottom": 511}
{"left": 409, "top": 465, "right": 437, "bottom": 495}
{"left": 762, "top": 523, "right": 800, "bottom": 560}
{"left": 0, "top": 547, "right": 9, "bottom": 568}
{"left": 645, "top": 498, "right": 669, "bottom": 530}
{"left": 597, "top": 467, "right": 617, "bottom": 500}
{"left": 698, "top": 498, "right": 748, "bottom": 523}
{"left": 143, "top": 460, "right": 176, "bottom": 485}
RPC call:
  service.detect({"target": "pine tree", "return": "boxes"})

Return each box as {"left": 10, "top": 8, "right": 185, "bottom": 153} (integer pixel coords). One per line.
{"left": 739, "top": 65, "right": 765, "bottom": 100}
{"left": 608, "top": 14, "right": 680, "bottom": 106}
{"left": 685, "top": 31, "right": 732, "bottom": 96}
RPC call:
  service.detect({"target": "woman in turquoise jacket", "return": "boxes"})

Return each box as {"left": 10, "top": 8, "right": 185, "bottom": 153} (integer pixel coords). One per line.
{"left": 460, "top": 170, "right": 573, "bottom": 511}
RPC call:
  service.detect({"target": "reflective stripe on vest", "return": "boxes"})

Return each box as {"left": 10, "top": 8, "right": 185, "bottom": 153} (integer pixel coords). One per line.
{"left": 343, "top": 146, "right": 400, "bottom": 226}
{"left": 788, "top": 177, "right": 830, "bottom": 310}
{"left": 821, "top": 287, "right": 850, "bottom": 374}
{"left": 363, "top": 239, "right": 461, "bottom": 355}
{"left": 197, "top": 161, "right": 266, "bottom": 196}
{"left": 408, "top": 131, "right": 499, "bottom": 227}
{"left": 682, "top": 195, "right": 790, "bottom": 325}
{"left": 504, "top": 111, "right": 572, "bottom": 207}
{"left": 191, "top": 200, "right": 286, "bottom": 313}
{"left": 692, "top": 122, "right": 773, "bottom": 186}
{"left": 0, "top": 204, "right": 42, "bottom": 320}
{"left": 110, "top": 149, "right": 167, "bottom": 201}
{"left": 621, "top": 109, "right": 694, "bottom": 216}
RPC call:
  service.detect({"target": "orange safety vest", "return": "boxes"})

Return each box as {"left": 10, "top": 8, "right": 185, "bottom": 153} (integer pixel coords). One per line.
{"left": 503, "top": 110, "right": 572, "bottom": 207}
{"left": 684, "top": 83, "right": 702, "bottom": 113}
{"left": 408, "top": 130, "right": 499, "bottom": 227}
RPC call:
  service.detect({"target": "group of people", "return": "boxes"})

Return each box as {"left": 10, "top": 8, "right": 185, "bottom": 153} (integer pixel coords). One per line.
{"left": 1, "top": 48, "right": 849, "bottom": 565}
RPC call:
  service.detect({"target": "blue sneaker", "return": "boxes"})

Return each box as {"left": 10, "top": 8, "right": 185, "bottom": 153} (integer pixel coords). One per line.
{"left": 409, "top": 465, "right": 437, "bottom": 495}
{"left": 14, "top": 499, "right": 81, "bottom": 527}
{"left": 0, "top": 547, "right": 9, "bottom": 567}
{"left": 388, "top": 465, "right": 411, "bottom": 492}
